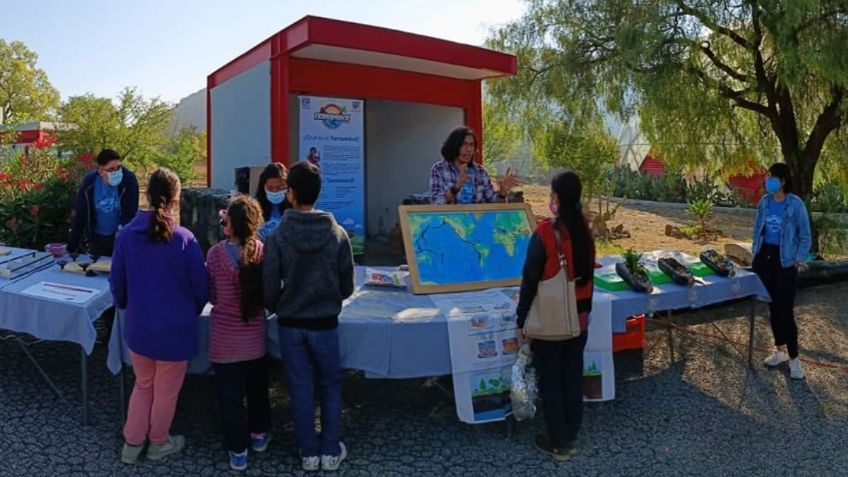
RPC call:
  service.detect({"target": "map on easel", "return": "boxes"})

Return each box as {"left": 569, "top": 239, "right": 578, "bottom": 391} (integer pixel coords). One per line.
{"left": 398, "top": 203, "right": 535, "bottom": 294}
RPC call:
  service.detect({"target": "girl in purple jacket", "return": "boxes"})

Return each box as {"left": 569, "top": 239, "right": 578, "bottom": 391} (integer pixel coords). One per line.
{"left": 110, "top": 167, "right": 209, "bottom": 464}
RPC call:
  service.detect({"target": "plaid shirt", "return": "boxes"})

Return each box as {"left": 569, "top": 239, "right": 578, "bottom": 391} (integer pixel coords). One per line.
{"left": 429, "top": 160, "right": 498, "bottom": 205}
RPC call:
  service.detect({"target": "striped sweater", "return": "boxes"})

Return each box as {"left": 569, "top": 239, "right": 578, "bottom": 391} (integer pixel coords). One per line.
{"left": 207, "top": 240, "right": 267, "bottom": 364}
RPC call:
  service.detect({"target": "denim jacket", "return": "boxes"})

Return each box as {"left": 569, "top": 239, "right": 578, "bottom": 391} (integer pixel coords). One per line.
{"left": 751, "top": 193, "right": 812, "bottom": 268}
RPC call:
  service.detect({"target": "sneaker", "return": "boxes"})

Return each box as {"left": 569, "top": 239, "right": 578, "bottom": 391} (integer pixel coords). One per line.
{"left": 534, "top": 435, "right": 577, "bottom": 462}
{"left": 302, "top": 455, "right": 321, "bottom": 472}
{"left": 229, "top": 450, "right": 248, "bottom": 471}
{"left": 250, "top": 432, "right": 272, "bottom": 452}
{"left": 790, "top": 358, "right": 806, "bottom": 379}
{"left": 321, "top": 442, "right": 348, "bottom": 471}
{"left": 763, "top": 350, "right": 790, "bottom": 367}
{"left": 146, "top": 435, "right": 185, "bottom": 461}
{"left": 121, "top": 442, "right": 145, "bottom": 464}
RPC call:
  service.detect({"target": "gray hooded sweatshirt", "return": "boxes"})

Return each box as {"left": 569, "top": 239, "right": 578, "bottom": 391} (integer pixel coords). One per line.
{"left": 262, "top": 209, "right": 355, "bottom": 329}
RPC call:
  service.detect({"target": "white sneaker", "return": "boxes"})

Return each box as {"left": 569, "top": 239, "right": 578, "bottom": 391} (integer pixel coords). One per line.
{"left": 790, "top": 358, "right": 805, "bottom": 379}
{"left": 321, "top": 442, "right": 347, "bottom": 472}
{"left": 302, "top": 455, "right": 320, "bottom": 472}
{"left": 763, "top": 350, "right": 790, "bottom": 367}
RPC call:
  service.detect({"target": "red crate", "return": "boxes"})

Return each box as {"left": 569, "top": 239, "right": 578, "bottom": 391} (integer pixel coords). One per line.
{"left": 613, "top": 315, "right": 646, "bottom": 352}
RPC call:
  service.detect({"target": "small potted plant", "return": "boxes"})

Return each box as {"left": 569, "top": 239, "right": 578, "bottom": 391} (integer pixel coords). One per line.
{"left": 615, "top": 249, "right": 653, "bottom": 293}
{"left": 700, "top": 249, "right": 735, "bottom": 277}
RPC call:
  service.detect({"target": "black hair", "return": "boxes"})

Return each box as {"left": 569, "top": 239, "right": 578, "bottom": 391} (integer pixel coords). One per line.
{"left": 551, "top": 171, "right": 595, "bottom": 285}
{"left": 768, "top": 163, "right": 792, "bottom": 194}
{"left": 256, "top": 163, "right": 288, "bottom": 220}
{"left": 288, "top": 161, "right": 321, "bottom": 206}
{"left": 96, "top": 148, "right": 121, "bottom": 166}
{"left": 440, "top": 126, "right": 477, "bottom": 162}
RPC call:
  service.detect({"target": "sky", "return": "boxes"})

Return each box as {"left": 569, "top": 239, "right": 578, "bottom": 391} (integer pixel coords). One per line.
{"left": 3, "top": 0, "right": 526, "bottom": 104}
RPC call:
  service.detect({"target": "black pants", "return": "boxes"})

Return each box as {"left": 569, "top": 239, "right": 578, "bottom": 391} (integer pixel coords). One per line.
{"left": 89, "top": 233, "right": 116, "bottom": 257}
{"left": 531, "top": 332, "right": 588, "bottom": 447}
{"left": 213, "top": 357, "right": 272, "bottom": 452}
{"left": 754, "top": 243, "right": 800, "bottom": 358}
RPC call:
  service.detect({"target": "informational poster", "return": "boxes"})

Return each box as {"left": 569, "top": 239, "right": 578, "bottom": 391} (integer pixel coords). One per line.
{"left": 298, "top": 96, "right": 365, "bottom": 254}
{"left": 434, "top": 286, "right": 616, "bottom": 423}
{"left": 21, "top": 281, "right": 100, "bottom": 304}
{"left": 432, "top": 288, "right": 521, "bottom": 423}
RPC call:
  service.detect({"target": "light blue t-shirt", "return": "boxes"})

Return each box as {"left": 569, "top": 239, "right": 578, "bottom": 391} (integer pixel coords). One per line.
{"left": 93, "top": 178, "right": 120, "bottom": 236}
{"left": 763, "top": 197, "right": 787, "bottom": 245}
{"left": 258, "top": 206, "right": 283, "bottom": 240}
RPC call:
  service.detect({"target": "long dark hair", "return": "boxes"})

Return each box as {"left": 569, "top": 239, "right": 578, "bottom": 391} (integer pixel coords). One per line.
{"left": 440, "top": 126, "right": 477, "bottom": 162}
{"left": 226, "top": 195, "right": 265, "bottom": 323}
{"left": 552, "top": 171, "right": 594, "bottom": 284}
{"left": 146, "top": 168, "right": 181, "bottom": 243}
{"left": 768, "top": 163, "right": 793, "bottom": 194}
{"left": 256, "top": 163, "right": 288, "bottom": 220}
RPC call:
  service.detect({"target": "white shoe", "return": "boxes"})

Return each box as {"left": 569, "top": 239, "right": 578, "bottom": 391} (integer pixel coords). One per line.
{"left": 763, "top": 350, "right": 790, "bottom": 367}
{"left": 790, "top": 358, "right": 805, "bottom": 379}
{"left": 321, "top": 441, "right": 347, "bottom": 471}
{"left": 302, "top": 455, "right": 320, "bottom": 472}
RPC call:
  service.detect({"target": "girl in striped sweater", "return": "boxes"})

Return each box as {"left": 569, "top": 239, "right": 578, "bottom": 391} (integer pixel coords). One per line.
{"left": 207, "top": 195, "right": 271, "bottom": 471}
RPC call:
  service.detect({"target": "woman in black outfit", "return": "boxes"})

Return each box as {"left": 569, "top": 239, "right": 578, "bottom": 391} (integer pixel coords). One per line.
{"left": 516, "top": 171, "right": 596, "bottom": 461}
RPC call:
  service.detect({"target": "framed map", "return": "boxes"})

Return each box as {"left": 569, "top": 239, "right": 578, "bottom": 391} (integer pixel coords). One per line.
{"left": 398, "top": 203, "right": 536, "bottom": 294}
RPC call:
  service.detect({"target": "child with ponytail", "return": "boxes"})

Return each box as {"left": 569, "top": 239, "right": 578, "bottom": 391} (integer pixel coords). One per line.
{"left": 207, "top": 195, "right": 271, "bottom": 471}
{"left": 110, "top": 167, "right": 209, "bottom": 464}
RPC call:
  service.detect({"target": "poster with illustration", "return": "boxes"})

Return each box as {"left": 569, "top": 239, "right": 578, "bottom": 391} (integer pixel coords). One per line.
{"left": 452, "top": 365, "right": 513, "bottom": 423}
{"left": 298, "top": 96, "right": 365, "bottom": 254}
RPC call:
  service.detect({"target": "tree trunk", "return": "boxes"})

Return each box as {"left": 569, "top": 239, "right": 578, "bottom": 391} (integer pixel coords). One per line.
{"left": 784, "top": 148, "right": 819, "bottom": 253}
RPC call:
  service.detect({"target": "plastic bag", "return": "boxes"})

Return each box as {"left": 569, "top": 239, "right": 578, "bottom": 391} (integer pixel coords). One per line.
{"left": 510, "top": 343, "right": 538, "bottom": 421}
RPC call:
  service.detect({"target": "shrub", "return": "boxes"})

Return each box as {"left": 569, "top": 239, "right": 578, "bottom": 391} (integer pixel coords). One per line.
{"left": 0, "top": 148, "right": 90, "bottom": 249}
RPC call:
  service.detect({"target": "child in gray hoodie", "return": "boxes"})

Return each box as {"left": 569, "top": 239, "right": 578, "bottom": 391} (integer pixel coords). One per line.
{"left": 262, "top": 161, "right": 354, "bottom": 473}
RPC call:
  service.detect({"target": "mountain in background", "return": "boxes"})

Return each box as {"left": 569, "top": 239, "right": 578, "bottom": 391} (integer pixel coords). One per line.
{"left": 170, "top": 88, "right": 206, "bottom": 133}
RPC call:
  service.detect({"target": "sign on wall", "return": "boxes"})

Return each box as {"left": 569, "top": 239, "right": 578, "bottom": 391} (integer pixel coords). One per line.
{"left": 298, "top": 96, "right": 365, "bottom": 253}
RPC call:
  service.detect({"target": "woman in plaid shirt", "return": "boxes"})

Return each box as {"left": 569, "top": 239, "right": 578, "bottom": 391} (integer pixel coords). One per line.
{"left": 429, "top": 126, "right": 519, "bottom": 204}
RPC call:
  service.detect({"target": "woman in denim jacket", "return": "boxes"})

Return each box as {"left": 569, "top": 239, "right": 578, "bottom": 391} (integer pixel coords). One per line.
{"left": 751, "top": 163, "right": 812, "bottom": 379}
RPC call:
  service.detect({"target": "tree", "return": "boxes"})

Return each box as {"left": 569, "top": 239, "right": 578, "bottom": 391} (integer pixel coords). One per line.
{"left": 488, "top": 1, "right": 848, "bottom": 204}
{"left": 56, "top": 88, "right": 172, "bottom": 171}
{"left": 0, "top": 40, "right": 60, "bottom": 125}
{"left": 155, "top": 127, "right": 204, "bottom": 184}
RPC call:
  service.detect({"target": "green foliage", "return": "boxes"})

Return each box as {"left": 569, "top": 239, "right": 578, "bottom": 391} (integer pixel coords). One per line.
{"left": 687, "top": 199, "right": 713, "bottom": 230}
{"left": 55, "top": 88, "right": 173, "bottom": 172}
{"left": 155, "top": 127, "right": 203, "bottom": 184}
{"left": 622, "top": 248, "right": 647, "bottom": 277}
{"left": 0, "top": 148, "right": 89, "bottom": 248}
{"left": 0, "top": 40, "right": 60, "bottom": 125}
{"left": 487, "top": 0, "right": 848, "bottom": 205}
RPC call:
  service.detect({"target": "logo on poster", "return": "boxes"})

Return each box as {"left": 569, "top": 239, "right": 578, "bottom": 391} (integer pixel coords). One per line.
{"left": 314, "top": 104, "right": 351, "bottom": 129}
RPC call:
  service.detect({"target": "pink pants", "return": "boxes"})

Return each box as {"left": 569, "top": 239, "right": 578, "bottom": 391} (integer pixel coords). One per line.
{"left": 123, "top": 350, "right": 188, "bottom": 445}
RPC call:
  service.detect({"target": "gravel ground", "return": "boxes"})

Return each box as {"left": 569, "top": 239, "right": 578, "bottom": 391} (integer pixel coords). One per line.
{"left": 2, "top": 282, "right": 848, "bottom": 477}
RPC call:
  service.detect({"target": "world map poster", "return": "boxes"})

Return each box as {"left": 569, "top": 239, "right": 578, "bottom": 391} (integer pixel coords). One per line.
{"left": 398, "top": 204, "right": 536, "bottom": 294}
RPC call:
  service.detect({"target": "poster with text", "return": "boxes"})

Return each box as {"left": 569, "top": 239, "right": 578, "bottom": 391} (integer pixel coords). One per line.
{"left": 299, "top": 96, "right": 365, "bottom": 254}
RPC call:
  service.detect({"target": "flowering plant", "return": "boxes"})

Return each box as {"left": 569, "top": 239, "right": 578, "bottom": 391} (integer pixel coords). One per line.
{"left": 0, "top": 148, "right": 91, "bottom": 248}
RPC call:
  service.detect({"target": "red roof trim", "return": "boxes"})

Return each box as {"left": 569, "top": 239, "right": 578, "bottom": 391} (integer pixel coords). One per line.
{"left": 209, "top": 15, "right": 516, "bottom": 89}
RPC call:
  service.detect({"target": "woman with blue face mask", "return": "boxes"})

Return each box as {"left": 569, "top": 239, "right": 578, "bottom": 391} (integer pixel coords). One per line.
{"left": 751, "top": 163, "right": 812, "bottom": 379}
{"left": 68, "top": 148, "right": 140, "bottom": 257}
{"left": 255, "top": 163, "right": 290, "bottom": 240}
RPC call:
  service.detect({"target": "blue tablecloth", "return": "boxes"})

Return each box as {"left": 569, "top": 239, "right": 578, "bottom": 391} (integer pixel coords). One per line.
{"left": 107, "top": 267, "right": 452, "bottom": 378}
{"left": 107, "top": 252, "right": 770, "bottom": 378}
{"left": 0, "top": 259, "right": 113, "bottom": 355}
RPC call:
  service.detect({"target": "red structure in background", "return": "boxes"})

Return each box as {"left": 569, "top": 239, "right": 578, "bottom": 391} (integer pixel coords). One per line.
{"left": 1, "top": 121, "right": 57, "bottom": 152}
{"left": 206, "top": 16, "right": 518, "bottom": 185}
{"left": 638, "top": 155, "right": 667, "bottom": 177}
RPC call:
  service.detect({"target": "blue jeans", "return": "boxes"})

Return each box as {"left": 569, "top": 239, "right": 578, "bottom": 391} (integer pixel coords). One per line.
{"left": 278, "top": 325, "right": 343, "bottom": 457}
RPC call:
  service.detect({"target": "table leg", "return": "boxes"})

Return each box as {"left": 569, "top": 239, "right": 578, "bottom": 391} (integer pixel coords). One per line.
{"left": 666, "top": 310, "right": 675, "bottom": 363}
{"left": 81, "top": 347, "right": 88, "bottom": 425}
{"left": 748, "top": 297, "right": 756, "bottom": 368}
{"left": 16, "top": 338, "right": 68, "bottom": 404}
